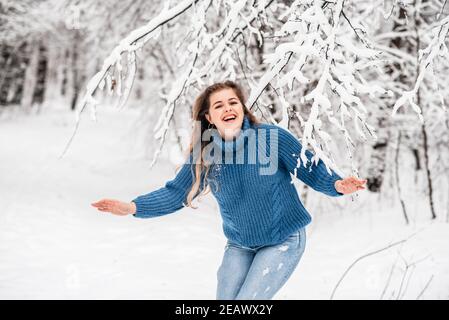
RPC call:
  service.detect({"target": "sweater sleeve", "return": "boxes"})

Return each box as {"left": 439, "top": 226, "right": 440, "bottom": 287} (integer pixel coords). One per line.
{"left": 277, "top": 126, "right": 344, "bottom": 197}
{"left": 131, "top": 153, "right": 204, "bottom": 218}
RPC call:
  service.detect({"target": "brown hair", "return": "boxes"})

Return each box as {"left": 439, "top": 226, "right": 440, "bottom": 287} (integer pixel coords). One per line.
{"left": 182, "top": 80, "right": 260, "bottom": 208}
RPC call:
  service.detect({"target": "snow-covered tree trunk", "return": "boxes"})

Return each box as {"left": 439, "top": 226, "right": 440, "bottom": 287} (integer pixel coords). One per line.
{"left": 43, "top": 42, "right": 64, "bottom": 105}
{"left": 60, "top": 48, "right": 75, "bottom": 108}
{"left": 366, "top": 109, "right": 390, "bottom": 192}
{"left": 0, "top": 45, "right": 14, "bottom": 105}
{"left": 20, "top": 41, "right": 41, "bottom": 111}
{"left": 32, "top": 43, "right": 48, "bottom": 109}
{"left": 70, "top": 30, "right": 81, "bottom": 110}
{"left": 366, "top": 4, "right": 406, "bottom": 193}
{"left": 394, "top": 131, "right": 409, "bottom": 224}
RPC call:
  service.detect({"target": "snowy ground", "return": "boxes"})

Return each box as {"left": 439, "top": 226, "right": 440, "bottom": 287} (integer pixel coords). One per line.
{"left": 0, "top": 104, "right": 448, "bottom": 300}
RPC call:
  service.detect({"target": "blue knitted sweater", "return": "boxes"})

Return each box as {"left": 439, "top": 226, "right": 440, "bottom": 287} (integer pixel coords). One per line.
{"left": 132, "top": 115, "right": 343, "bottom": 247}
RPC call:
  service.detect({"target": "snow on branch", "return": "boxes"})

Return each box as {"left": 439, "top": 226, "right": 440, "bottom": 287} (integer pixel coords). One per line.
{"left": 248, "top": 0, "right": 385, "bottom": 176}
{"left": 392, "top": 15, "right": 449, "bottom": 121}
{"left": 60, "top": 0, "right": 276, "bottom": 165}
{"left": 150, "top": 0, "right": 275, "bottom": 167}
{"left": 60, "top": 0, "right": 201, "bottom": 158}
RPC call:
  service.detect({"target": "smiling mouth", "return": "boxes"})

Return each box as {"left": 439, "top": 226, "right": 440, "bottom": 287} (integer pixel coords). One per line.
{"left": 222, "top": 114, "right": 237, "bottom": 123}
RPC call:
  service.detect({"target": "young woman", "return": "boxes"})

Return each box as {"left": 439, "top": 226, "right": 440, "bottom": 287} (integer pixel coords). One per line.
{"left": 91, "top": 80, "right": 366, "bottom": 300}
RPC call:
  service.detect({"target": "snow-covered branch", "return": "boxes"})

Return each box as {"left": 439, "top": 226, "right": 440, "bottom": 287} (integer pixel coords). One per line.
{"left": 248, "top": 0, "right": 385, "bottom": 175}
{"left": 392, "top": 15, "right": 449, "bottom": 120}
{"left": 60, "top": 0, "right": 201, "bottom": 158}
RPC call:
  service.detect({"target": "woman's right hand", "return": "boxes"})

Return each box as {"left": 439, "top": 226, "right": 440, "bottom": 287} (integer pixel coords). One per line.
{"left": 91, "top": 199, "right": 136, "bottom": 216}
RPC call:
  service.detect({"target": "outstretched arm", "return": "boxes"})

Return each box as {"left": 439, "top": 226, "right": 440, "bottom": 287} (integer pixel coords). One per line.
{"left": 277, "top": 126, "right": 365, "bottom": 196}
{"left": 91, "top": 153, "right": 204, "bottom": 218}
{"left": 131, "top": 153, "right": 204, "bottom": 218}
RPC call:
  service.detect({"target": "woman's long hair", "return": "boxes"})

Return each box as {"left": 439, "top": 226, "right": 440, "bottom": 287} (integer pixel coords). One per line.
{"left": 182, "top": 80, "right": 260, "bottom": 208}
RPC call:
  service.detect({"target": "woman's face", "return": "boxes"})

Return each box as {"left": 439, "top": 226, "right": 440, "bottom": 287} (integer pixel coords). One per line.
{"left": 206, "top": 88, "right": 244, "bottom": 140}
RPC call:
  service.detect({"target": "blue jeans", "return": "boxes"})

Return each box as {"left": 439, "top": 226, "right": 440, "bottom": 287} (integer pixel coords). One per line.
{"left": 216, "top": 227, "right": 307, "bottom": 300}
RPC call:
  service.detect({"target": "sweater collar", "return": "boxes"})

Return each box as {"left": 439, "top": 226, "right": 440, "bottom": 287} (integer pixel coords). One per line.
{"left": 210, "top": 114, "right": 251, "bottom": 154}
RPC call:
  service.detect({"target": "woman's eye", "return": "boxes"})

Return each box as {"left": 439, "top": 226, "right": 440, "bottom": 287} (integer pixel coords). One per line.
{"left": 215, "top": 105, "right": 222, "bottom": 109}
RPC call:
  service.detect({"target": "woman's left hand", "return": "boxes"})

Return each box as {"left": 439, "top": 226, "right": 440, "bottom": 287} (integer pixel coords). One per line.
{"left": 335, "top": 176, "right": 367, "bottom": 194}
